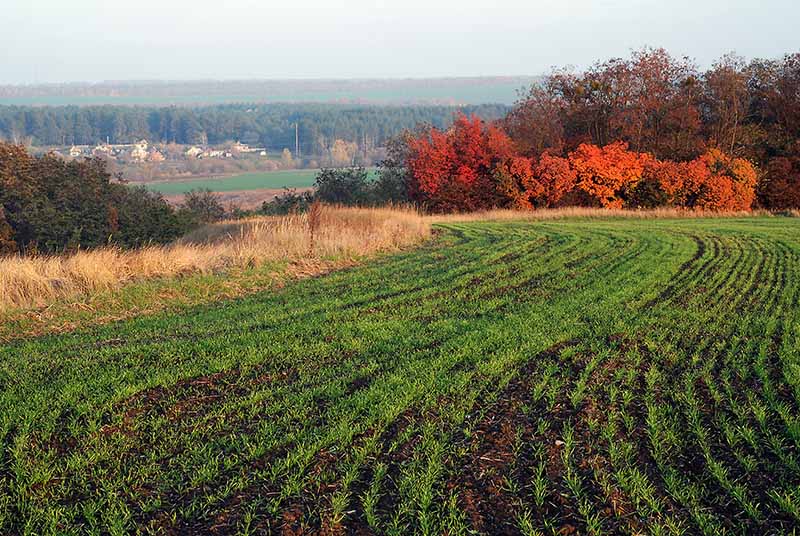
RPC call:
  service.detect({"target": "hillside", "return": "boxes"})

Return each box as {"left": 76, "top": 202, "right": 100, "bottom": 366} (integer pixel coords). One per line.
{"left": 1, "top": 216, "right": 799, "bottom": 533}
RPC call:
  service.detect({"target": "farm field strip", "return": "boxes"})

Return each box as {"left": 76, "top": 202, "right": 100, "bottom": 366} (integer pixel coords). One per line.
{"left": 1, "top": 217, "right": 800, "bottom": 534}
{"left": 141, "top": 170, "right": 321, "bottom": 195}
{"left": 142, "top": 168, "right": 378, "bottom": 195}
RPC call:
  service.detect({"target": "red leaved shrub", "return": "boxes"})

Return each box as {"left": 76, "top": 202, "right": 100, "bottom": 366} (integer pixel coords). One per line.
{"left": 403, "top": 117, "right": 759, "bottom": 212}
{"left": 406, "top": 114, "right": 520, "bottom": 212}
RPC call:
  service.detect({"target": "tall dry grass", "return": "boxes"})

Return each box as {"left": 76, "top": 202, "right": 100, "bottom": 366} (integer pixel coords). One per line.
{"left": 0, "top": 205, "right": 430, "bottom": 312}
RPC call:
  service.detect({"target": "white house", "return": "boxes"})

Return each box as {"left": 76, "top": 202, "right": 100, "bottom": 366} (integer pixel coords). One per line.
{"left": 185, "top": 146, "right": 203, "bottom": 158}
{"left": 130, "top": 139, "right": 149, "bottom": 161}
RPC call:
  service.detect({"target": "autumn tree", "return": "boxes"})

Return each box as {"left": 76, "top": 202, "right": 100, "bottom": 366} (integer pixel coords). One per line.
{"left": 329, "top": 139, "right": 358, "bottom": 167}
{"left": 747, "top": 53, "right": 800, "bottom": 163}
{"left": 503, "top": 84, "right": 565, "bottom": 157}
{"left": 628, "top": 160, "right": 676, "bottom": 208}
{"left": 532, "top": 154, "right": 577, "bottom": 207}
{"left": 760, "top": 151, "right": 800, "bottom": 209}
{"left": 568, "top": 142, "right": 654, "bottom": 208}
{"left": 702, "top": 54, "right": 751, "bottom": 155}
{"left": 405, "top": 114, "right": 518, "bottom": 211}
{"left": 622, "top": 48, "right": 703, "bottom": 160}
{"left": 697, "top": 149, "right": 758, "bottom": 210}
{"left": 492, "top": 157, "right": 539, "bottom": 209}
{"left": 0, "top": 207, "right": 16, "bottom": 254}
{"left": 509, "top": 48, "right": 704, "bottom": 161}
{"left": 281, "top": 148, "right": 294, "bottom": 169}
{"left": 638, "top": 158, "right": 710, "bottom": 208}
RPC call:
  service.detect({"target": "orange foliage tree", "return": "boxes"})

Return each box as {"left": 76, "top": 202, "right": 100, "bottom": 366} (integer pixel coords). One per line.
{"left": 637, "top": 149, "right": 758, "bottom": 210}
{"left": 568, "top": 142, "right": 654, "bottom": 208}
{"left": 695, "top": 149, "right": 758, "bottom": 210}
{"left": 492, "top": 156, "right": 540, "bottom": 209}
{"left": 532, "top": 154, "right": 577, "bottom": 207}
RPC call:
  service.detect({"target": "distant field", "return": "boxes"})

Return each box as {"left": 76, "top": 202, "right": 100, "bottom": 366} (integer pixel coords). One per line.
{"left": 4, "top": 216, "right": 800, "bottom": 533}
{"left": 143, "top": 168, "right": 379, "bottom": 195}
{"left": 143, "top": 169, "right": 320, "bottom": 195}
{"left": 0, "top": 77, "right": 537, "bottom": 106}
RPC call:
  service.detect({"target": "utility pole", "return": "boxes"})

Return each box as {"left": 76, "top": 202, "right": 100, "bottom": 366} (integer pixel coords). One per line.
{"left": 295, "top": 122, "right": 299, "bottom": 158}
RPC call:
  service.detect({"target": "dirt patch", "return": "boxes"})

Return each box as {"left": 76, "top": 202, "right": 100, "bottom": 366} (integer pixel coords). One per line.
{"left": 443, "top": 341, "right": 590, "bottom": 535}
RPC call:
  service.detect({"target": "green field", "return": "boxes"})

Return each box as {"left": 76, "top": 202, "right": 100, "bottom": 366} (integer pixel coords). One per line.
{"left": 2, "top": 217, "right": 800, "bottom": 534}
{"left": 143, "top": 169, "right": 321, "bottom": 195}
{"left": 143, "top": 168, "right": 380, "bottom": 195}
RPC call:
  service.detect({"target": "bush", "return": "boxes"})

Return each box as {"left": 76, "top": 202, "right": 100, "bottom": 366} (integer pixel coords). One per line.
{"left": 314, "top": 167, "right": 373, "bottom": 205}
{"left": 112, "top": 186, "right": 188, "bottom": 247}
{"left": 180, "top": 189, "right": 226, "bottom": 224}
{"left": 260, "top": 188, "right": 314, "bottom": 215}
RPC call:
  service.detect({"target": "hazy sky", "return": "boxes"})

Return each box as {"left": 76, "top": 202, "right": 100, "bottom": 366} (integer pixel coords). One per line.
{"left": 2, "top": 0, "right": 798, "bottom": 84}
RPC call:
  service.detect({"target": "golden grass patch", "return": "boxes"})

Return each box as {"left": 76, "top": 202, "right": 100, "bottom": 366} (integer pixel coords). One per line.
{"left": 0, "top": 205, "right": 430, "bottom": 313}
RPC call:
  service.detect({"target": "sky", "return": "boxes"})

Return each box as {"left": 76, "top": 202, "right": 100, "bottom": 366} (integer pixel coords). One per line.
{"left": 2, "top": 0, "right": 798, "bottom": 84}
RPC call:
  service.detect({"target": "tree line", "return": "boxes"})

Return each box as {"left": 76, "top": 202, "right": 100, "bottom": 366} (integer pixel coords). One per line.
{"left": 382, "top": 48, "right": 799, "bottom": 212}
{"left": 0, "top": 103, "right": 508, "bottom": 155}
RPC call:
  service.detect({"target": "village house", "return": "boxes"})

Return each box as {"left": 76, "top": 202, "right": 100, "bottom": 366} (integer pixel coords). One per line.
{"left": 200, "top": 149, "right": 232, "bottom": 159}
{"left": 69, "top": 145, "right": 87, "bottom": 158}
{"left": 92, "top": 144, "right": 116, "bottom": 159}
{"left": 185, "top": 146, "right": 203, "bottom": 158}
{"left": 230, "top": 141, "right": 266, "bottom": 154}
{"left": 129, "top": 139, "right": 149, "bottom": 162}
{"left": 231, "top": 141, "right": 250, "bottom": 153}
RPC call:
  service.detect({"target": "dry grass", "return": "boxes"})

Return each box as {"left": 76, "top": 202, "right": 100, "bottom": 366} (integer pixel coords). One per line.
{"left": 428, "top": 206, "right": 779, "bottom": 223}
{"left": 0, "top": 205, "right": 430, "bottom": 312}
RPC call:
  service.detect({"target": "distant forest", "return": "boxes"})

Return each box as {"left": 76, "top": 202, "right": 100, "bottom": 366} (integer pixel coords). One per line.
{"left": 0, "top": 77, "right": 536, "bottom": 106}
{"left": 0, "top": 103, "right": 509, "bottom": 155}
